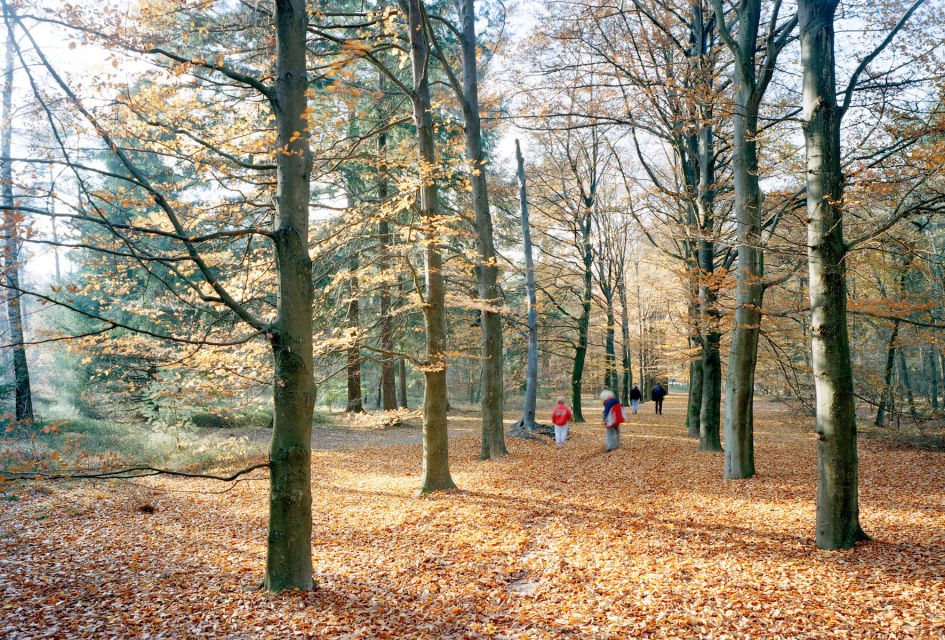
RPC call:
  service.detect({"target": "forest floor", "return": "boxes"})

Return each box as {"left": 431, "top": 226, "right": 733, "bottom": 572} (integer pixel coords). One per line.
{"left": 1, "top": 395, "right": 944, "bottom": 639}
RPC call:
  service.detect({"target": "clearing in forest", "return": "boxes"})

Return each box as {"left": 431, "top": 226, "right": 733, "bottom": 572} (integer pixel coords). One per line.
{"left": 1, "top": 396, "right": 943, "bottom": 639}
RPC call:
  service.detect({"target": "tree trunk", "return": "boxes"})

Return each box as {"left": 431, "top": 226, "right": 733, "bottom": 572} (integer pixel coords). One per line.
{"left": 458, "top": 0, "right": 506, "bottom": 459}
{"left": 397, "top": 357, "right": 408, "bottom": 408}
{"left": 571, "top": 212, "right": 593, "bottom": 422}
{"left": 516, "top": 139, "right": 539, "bottom": 431}
{"left": 346, "top": 228, "right": 364, "bottom": 413}
{"left": 634, "top": 259, "right": 648, "bottom": 401}
{"left": 722, "top": 0, "right": 765, "bottom": 479}
{"left": 687, "top": 349, "right": 703, "bottom": 437}
{"left": 265, "top": 0, "right": 315, "bottom": 592}
{"left": 799, "top": 0, "right": 867, "bottom": 549}
{"left": 698, "top": 236, "right": 722, "bottom": 452}
{"left": 875, "top": 320, "right": 899, "bottom": 427}
{"left": 897, "top": 347, "right": 917, "bottom": 418}
{"left": 927, "top": 347, "right": 939, "bottom": 412}
{"left": 376, "top": 79, "right": 397, "bottom": 411}
{"left": 407, "top": 0, "right": 455, "bottom": 492}
{"left": 48, "top": 167, "right": 61, "bottom": 286}
{"left": 604, "top": 290, "right": 618, "bottom": 392}
{"left": 0, "top": 30, "right": 33, "bottom": 423}
{"left": 686, "top": 276, "right": 702, "bottom": 437}
{"left": 618, "top": 277, "right": 632, "bottom": 405}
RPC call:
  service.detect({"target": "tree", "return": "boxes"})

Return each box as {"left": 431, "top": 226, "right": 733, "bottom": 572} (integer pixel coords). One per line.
{"left": 513, "top": 139, "right": 540, "bottom": 433}
{"left": 3, "top": 0, "right": 318, "bottom": 590}
{"left": 404, "top": 0, "right": 456, "bottom": 492}
{"left": 0, "top": 24, "right": 33, "bottom": 422}
{"left": 713, "top": 0, "right": 797, "bottom": 478}
{"left": 797, "top": 0, "right": 926, "bottom": 549}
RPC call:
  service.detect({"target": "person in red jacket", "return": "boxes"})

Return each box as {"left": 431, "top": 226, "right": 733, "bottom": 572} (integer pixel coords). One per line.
{"left": 600, "top": 389, "right": 624, "bottom": 451}
{"left": 551, "top": 397, "right": 572, "bottom": 447}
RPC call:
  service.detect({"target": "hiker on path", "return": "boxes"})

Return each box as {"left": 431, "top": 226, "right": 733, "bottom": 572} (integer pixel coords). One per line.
{"left": 629, "top": 384, "right": 642, "bottom": 414}
{"left": 651, "top": 382, "right": 667, "bottom": 415}
{"left": 550, "top": 397, "right": 572, "bottom": 447}
{"left": 600, "top": 389, "right": 624, "bottom": 451}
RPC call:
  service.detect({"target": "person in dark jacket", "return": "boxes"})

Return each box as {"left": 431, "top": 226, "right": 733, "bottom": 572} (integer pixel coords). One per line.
{"left": 651, "top": 382, "right": 668, "bottom": 415}
{"left": 629, "top": 384, "right": 642, "bottom": 414}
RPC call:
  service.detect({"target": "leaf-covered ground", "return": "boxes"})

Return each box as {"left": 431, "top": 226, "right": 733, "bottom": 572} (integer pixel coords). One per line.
{"left": 2, "top": 397, "right": 944, "bottom": 639}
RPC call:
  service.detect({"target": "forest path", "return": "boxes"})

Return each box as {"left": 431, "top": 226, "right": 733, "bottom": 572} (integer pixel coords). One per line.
{"left": 3, "top": 394, "right": 943, "bottom": 638}
{"left": 231, "top": 393, "right": 728, "bottom": 451}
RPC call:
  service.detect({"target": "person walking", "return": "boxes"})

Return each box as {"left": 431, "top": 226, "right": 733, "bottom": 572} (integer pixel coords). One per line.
{"left": 629, "top": 384, "right": 642, "bottom": 414}
{"left": 651, "top": 382, "right": 667, "bottom": 415}
{"left": 550, "top": 397, "right": 572, "bottom": 447}
{"left": 600, "top": 389, "right": 624, "bottom": 451}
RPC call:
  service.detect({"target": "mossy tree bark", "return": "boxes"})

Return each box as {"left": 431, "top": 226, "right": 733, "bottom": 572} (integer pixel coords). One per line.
{"left": 264, "top": 0, "right": 316, "bottom": 591}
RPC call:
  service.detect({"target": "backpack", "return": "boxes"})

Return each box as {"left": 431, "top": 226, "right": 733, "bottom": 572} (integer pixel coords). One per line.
{"left": 606, "top": 401, "right": 624, "bottom": 427}
{"left": 612, "top": 403, "right": 624, "bottom": 426}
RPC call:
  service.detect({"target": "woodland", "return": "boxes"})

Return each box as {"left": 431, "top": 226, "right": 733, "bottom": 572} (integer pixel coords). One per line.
{"left": 0, "top": 0, "right": 944, "bottom": 637}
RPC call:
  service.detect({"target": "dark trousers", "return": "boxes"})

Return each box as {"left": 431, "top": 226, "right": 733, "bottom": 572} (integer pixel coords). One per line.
{"left": 654, "top": 399, "right": 663, "bottom": 414}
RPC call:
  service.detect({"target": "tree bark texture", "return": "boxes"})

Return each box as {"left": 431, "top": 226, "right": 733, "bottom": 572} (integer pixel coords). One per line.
{"left": 458, "top": 0, "right": 506, "bottom": 459}
{"left": 722, "top": 0, "right": 766, "bottom": 479}
{"left": 376, "top": 83, "right": 397, "bottom": 411}
{"left": 570, "top": 211, "right": 593, "bottom": 422}
{"left": 265, "top": 0, "right": 316, "bottom": 592}
{"left": 0, "top": 30, "right": 33, "bottom": 423}
{"left": 407, "top": 0, "right": 455, "bottom": 492}
{"left": 516, "top": 140, "right": 539, "bottom": 431}
{"left": 799, "top": 0, "right": 867, "bottom": 549}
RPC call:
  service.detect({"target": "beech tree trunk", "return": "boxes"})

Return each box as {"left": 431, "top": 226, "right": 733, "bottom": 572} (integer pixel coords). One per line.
{"left": 407, "top": 0, "right": 455, "bottom": 492}
{"left": 618, "top": 279, "right": 632, "bottom": 405}
{"left": 721, "top": 0, "right": 765, "bottom": 479}
{"left": 875, "top": 320, "right": 899, "bottom": 427}
{"left": 265, "top": 0, "right": 315, "bottom": 591}
{"left": 0, "top": 31, "right": 33, "bottom": 423}
{"left": 516, "top": 140, "right": 539, "bottom": 431}
{"left": 604, "top": 293, "right": 618, "bottom": 392}
{"left": 698, "top": 242, "right": 722, "bottom": 450}
{"left": 927, "top": 347, "right": 939, "bottom": 412}
{"left": 686, "top": 282, "right": 702, "bottom": 437}
{"left": 799, "top": 0, "right": 867, "bottom": 549}
{"left": 571, "top": 211, "right": 593, "bottom": 422}
{"left": 897, "top": 348, "right": 917, "bottom": 418}
{"left": 458, "top": 0, "right": 506, "bottom": 459}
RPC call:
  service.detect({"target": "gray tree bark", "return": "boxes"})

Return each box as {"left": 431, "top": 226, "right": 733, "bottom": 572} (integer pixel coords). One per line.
{"left": 0, "top": 29, "right": 33, "bottom": 423}
{"left": 618, "top": 278, "right": 633, "bottom": 405}
{"left": 798, "top": 0, "right": 867, "bottom": 549}
{"left": 875, "top": 320, "right": 899, "bottom": 427}
{"left": 515, "top": 140, "right": 539, "bottom": 432}
{"left": 456, "top": 0, "right": 506, "bottom": 459}
{"left": 927, "top": 347, "right": 939, "bottom": 412}
{"left": 715, "top": 0, "right": 796, "bottom": 479}
{"left": 897, "top": 347, "right": 917, "bottom": 418}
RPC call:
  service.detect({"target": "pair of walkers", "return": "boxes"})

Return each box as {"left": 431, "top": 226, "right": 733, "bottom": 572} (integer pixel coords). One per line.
{"left": 550, "top": 387, "right": 641, "bottom": 451}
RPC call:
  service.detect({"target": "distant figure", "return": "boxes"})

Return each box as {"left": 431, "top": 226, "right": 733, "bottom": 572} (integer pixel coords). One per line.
{"left": 629, "top": 384, "right": 642, "bottom": 414}
{"left": 651, "top": 382, "right": 668, "bottom": 415}
{"left": 600, "top": 389, "right": 624, "bottom": 451}
{"left": 550, "top": 397, "right": 573, "bottom": 447}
